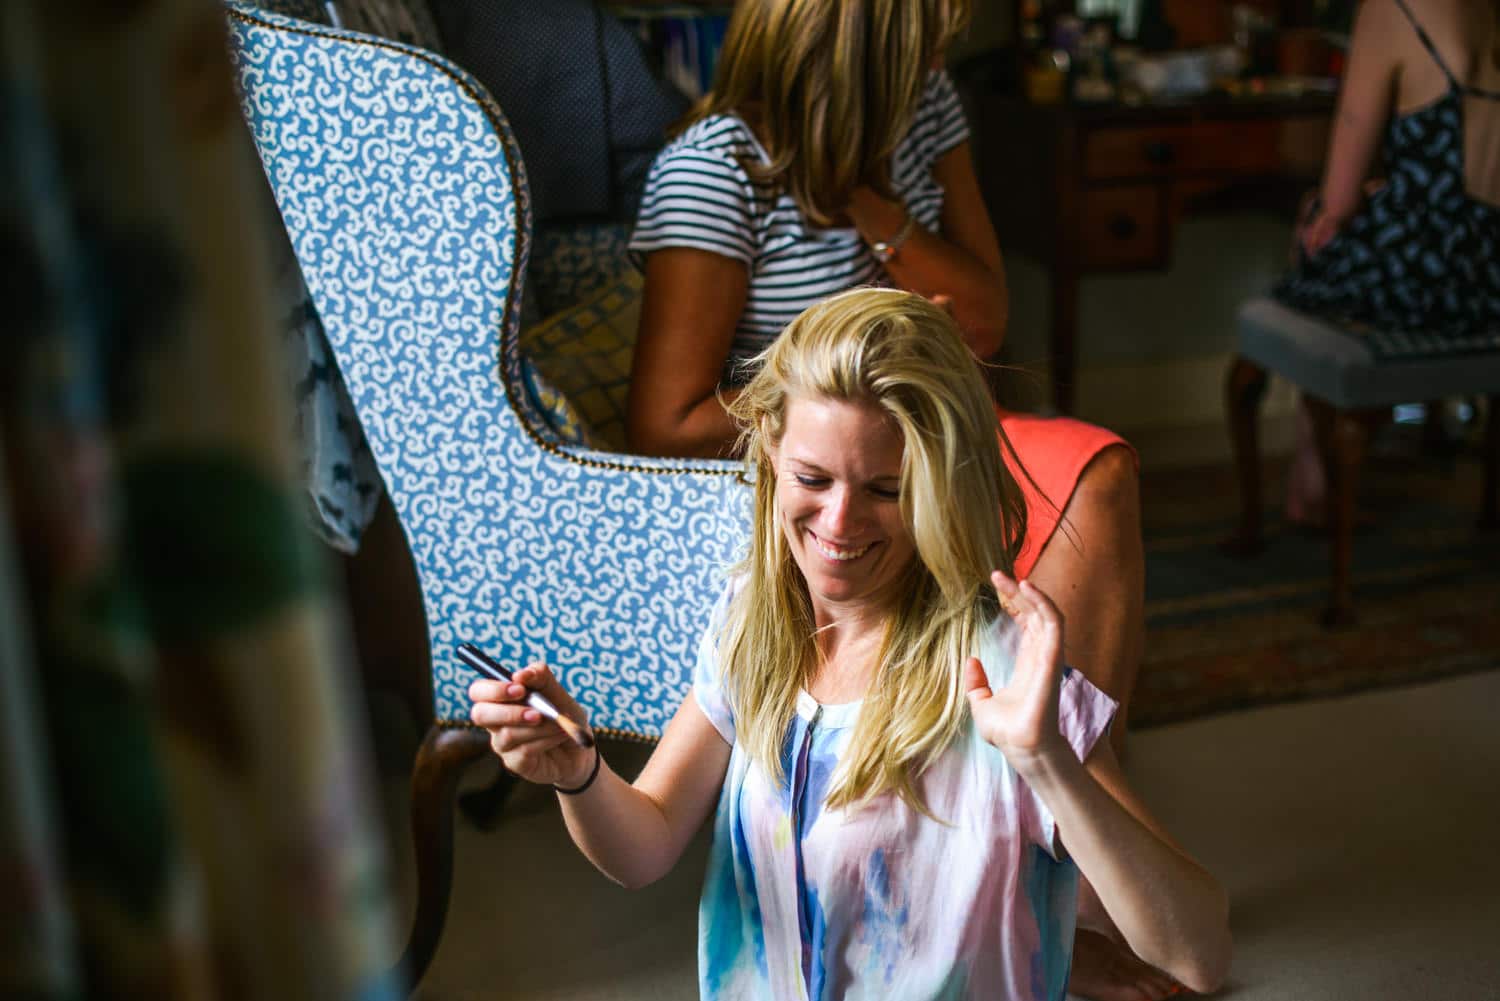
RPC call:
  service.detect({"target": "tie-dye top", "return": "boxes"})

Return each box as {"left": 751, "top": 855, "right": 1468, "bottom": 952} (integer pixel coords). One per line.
{"left": 690, "top": 588, "right": 1117, "bottom": 1001}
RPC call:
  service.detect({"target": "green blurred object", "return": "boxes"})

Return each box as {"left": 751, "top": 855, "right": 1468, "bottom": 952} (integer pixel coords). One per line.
{"left": 0, "top": 0, "right": 404, "bottom": 997}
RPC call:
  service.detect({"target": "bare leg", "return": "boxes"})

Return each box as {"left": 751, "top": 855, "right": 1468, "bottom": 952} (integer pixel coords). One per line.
{"left": 1284, "top": 396, "right": 1327, "bottom": 529}
{"left": 1025, "top": 444, "right": 1144, "bottom": 759}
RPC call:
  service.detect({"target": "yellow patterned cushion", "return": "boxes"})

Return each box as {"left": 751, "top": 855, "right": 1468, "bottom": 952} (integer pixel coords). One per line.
{"left": 520, "top": 269, "right": 642, "bottom": 452}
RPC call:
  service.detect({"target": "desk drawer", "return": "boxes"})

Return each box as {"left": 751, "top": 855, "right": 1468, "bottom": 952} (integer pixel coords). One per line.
{"left": 1080, "top": 185, "right": 1165, "bottom": 270}
{"left": 1084, "top": 121, "right": 1282, "bottom": 179}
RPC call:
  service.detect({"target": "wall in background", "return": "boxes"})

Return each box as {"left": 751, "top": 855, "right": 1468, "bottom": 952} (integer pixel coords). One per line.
{"left": 1000, "top": 215, "right": 1302, "bottom": 465}
{"left": 953, "top": 0, "right": 1012, "bottom": 61}
{"left": 960, "top": 1, "right": 1304, "bottom": 463}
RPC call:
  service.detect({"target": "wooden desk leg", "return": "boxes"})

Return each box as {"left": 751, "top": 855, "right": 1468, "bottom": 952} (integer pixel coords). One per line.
{"left": 1050, "top": 263, "right": 1080, "bottom": 414}
{"left": 1224, "top": 357, "right": 1269, "bottom": 555}
{"left": 1481, "top": 394, "right": 1499, "bottom": 532}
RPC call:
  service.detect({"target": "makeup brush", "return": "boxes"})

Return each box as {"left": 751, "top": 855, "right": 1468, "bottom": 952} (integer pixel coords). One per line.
{"left": 457, "top": 643, "right": 595, "bottom": 749}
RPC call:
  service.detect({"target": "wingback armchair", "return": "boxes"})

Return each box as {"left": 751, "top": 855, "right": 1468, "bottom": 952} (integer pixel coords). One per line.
{"left": 226, "top": 3, "right": 751, "bottom": 984}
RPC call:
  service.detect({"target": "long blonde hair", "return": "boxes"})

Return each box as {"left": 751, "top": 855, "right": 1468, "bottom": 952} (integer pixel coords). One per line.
{"left": 680, "top": 0, "right": 971, "bottom": 226}
{"left": 721, "top": 288, "right": 1025, "bottom": 813}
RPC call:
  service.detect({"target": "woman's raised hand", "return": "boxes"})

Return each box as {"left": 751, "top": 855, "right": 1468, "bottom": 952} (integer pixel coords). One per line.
{"left": 963, "top": 570, "right": 1070, "bottom": 772}
{"left": 468, "top": 664, "right": 595, "bottom": 788}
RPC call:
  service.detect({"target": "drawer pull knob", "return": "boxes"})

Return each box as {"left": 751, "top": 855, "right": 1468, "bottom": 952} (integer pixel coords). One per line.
{"left": 1144, "top": 141, "right": 1175, "bottom": 164}
{"left": 1109, "top": 215, "right": 1139, "bottom": 239}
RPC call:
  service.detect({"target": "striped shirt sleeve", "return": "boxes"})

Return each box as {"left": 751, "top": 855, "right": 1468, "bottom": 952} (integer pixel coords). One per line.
{"left": 630, "top": 139, "right": 757, "bottom": 265}
{"left": 922, "top": 69, "right": 971, "bottom": 160}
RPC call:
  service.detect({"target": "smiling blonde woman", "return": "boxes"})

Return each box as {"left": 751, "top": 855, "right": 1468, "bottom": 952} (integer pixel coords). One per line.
{"left": 471, "top": 289, "right": 1231, "bottom": 1001}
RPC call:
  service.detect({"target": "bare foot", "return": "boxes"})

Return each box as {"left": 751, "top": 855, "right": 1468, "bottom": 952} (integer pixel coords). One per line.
{"left": 1068, "top": 928, "right": 1187, "bottom": 1000}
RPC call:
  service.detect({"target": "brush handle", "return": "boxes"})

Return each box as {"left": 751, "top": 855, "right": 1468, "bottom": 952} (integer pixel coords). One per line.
{"left": 457, "top": 643, "right": 594, "bottom": 748}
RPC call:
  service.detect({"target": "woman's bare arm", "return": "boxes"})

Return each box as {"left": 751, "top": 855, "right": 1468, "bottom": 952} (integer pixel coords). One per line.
{"left": 471, "top": 671, "right": 731, "bottom": 890}
{"left": 1305, "top": 0, "right": 1402, "bottom": 253}
{"left": 626, "top": 247, "right": 748, "bottom": 458}
{"left": 558, "top": 694, "right": 731, "bottom": 889}
{"left": 845, "top": 141, "right": 1009, "bottom": 357}
{"left": 967, "top": 575, "right": 1232, "bottom": 995}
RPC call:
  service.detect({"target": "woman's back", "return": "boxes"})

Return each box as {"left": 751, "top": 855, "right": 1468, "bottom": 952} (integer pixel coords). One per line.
{"left": 1388, "top": 0, "right": 1500, "bottom": 205}
{"left": 1273, "top": 0, "right": 1500, "bottom": 346}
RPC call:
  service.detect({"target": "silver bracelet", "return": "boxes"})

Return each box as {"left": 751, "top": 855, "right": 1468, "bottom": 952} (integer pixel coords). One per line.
{"left": 870, "top": 213, "right": 916, "bottom": 263}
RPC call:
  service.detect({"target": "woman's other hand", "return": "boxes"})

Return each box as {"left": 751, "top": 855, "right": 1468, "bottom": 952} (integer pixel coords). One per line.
{"left": 1299, "top": 178, "right": 1387, "bottom": 258}
{"left": 469, "top": 664, "right": 594, "bottom": 788}
{"left": 1298, "top": 208, "right": 1341, "bottom": 257}
{"left": 964, "top": 570, "right": 1071, "bottom": 771}
{"left": 844, "top": 146, "right": 1010, "bottom": 358}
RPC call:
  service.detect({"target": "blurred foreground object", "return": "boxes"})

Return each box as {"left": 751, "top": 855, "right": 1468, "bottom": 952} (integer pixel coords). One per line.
{"left": 0, "top": 0, "right": 403, "bottom": 997}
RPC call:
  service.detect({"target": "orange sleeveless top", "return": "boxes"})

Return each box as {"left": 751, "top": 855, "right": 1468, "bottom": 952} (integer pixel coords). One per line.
{"left": 996, "top": 407, "right": 1135, "bottom": 580}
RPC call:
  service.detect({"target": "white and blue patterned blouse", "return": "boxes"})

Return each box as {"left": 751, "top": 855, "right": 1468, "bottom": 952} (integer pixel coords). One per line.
{"left": 690, "top": 584, "right": 1118, "bottom": 1000}
{"left": 629, "top": 70, "right": 971, "bottom": 384}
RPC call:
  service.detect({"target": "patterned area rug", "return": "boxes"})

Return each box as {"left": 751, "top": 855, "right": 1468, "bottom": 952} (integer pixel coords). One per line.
{"left": 1132, "top": 435, "right": 1500, "bottom": 729}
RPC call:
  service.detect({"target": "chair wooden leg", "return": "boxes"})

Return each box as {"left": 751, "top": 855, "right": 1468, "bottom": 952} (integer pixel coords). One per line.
{"left": 1480, "top": 394, "right": 1499, "bottom": 532}
{"left": 1306, "top": 400, "right": 1371, "bottom": 627}
{"left": 1224, "top": 356, "right": 1270, "bottom": 555}
{"left": 396, "top": 723, "right": 493, "bottom": 990}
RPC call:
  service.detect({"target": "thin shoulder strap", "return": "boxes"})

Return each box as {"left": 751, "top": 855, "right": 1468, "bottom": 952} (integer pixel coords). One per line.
{"left": 1390, "top": 0, "right": 1461, "bottom": 87}
{"left": 1390, "top": 0, "right": 1500, "bottom": 98}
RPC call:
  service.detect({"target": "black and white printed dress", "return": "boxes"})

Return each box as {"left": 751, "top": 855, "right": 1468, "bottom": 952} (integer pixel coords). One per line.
{"left": 1274, "top": 0, "right": 1500, "bottom": 360}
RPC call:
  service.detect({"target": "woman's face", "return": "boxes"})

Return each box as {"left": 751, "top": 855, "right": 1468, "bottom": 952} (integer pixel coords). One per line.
{"left": 771, "top": 394, "right": 916, "bottom": 617}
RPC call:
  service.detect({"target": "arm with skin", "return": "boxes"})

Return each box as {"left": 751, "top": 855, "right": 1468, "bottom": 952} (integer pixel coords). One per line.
{"left": 845, "top": 141, "right": 1009, "bottom": 357}
{"left": 1304, "top": 0, "right": 1402, "bottom": 255}
{"left": 1031, "top": 736, "right": 1232, "bottom": 993}
{"left": 470, "top": 669, "right": 731, "bottom": 889}
{"left": 966, "top": 574, "right": 1232, "bottom": 994}
{"left": 558, "top": 694, "right": 731, "bottom": 888}
{"left": 625, "top": 247, "right": 748, "bottom": 458}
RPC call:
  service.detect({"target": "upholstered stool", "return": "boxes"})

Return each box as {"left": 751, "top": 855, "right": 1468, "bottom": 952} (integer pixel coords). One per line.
{"left": 1226, "top": 297, "right": 1500, "bottom": 625}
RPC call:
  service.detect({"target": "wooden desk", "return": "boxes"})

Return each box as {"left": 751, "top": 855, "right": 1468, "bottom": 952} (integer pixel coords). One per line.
{"left": 969, "top": 93, "right": 1332, "bottom": 413}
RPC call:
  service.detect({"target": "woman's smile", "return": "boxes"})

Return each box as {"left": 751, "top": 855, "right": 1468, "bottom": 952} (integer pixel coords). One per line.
{"left": 773, "top": 395, "right": 915, "bottom": 617}
{"left": 807, "top": 531, "right": 877, "bottom": 563}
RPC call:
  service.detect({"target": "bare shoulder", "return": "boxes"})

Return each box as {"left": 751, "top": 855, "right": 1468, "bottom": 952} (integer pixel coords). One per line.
{"left": 1377, "top": 0, "right": 1488, "bottom": 53}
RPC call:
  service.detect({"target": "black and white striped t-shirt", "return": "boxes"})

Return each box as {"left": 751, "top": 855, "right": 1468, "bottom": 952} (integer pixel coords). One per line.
{"left": 629, "top": 70, "right": 971, "bottom": 382}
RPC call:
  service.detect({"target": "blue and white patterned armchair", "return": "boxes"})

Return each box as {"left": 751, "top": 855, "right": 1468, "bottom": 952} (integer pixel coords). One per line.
{"left": 225, "top": 2, "right": 750, "bottom": 983}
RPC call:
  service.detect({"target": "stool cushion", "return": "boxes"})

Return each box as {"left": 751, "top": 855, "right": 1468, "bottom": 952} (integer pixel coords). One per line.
{"left": 1237, "top": 297, "right": 1500, "bottom": 409}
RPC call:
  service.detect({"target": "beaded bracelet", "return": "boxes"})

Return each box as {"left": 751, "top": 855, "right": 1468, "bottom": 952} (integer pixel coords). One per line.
{"left": 554, "top": 746, "right": 602, "bottom": 796}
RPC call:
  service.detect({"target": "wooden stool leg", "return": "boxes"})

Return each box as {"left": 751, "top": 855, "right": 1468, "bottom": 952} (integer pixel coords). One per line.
{"left": 1481, "top": 394, "right": 1499, "bottom": 532}
{"left": 396, "top": 724, "right": 492, "bottom": 989}
{"left": 1224, "top": 357, "right": 1270, "bottom": 555}
{"left": 1306, "top": 400, "right": 1371, "bottom": 626}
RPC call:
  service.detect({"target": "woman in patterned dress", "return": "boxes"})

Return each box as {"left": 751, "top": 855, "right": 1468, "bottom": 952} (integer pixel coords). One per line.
{"left": 471, "top": 290, "right": 1231, "bottom": 1001}
{"left": 1276, "top": 0, "right": 1500, "bottom": 523}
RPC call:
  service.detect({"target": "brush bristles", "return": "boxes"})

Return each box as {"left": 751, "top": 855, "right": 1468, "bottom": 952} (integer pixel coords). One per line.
{"left": 554, "top": 713, "right": 595, "bottom": 748}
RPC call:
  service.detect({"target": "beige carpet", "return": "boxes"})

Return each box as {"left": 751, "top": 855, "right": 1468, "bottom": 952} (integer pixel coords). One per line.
{"left": 387, "top": 668, "right": 1500, "bottom": 1001}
